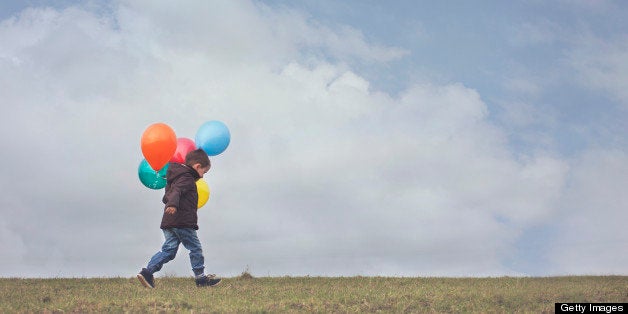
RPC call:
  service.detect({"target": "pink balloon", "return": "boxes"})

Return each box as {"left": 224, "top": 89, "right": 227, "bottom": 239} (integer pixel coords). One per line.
{"left": 170, "top": 138, "right": 197, "bottom": 163}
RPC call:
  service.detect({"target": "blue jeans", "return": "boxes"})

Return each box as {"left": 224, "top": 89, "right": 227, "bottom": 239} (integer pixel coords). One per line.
{"left": 146, "top": 228, "right": 205, "bottom": 276}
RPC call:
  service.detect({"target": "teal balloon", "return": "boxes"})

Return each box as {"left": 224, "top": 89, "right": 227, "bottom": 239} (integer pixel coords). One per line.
{"left": 195, "top": 120, "right": 230, "bottom": 156}
{"left": 138, "top": 159, "right": 168, "bottom": 189}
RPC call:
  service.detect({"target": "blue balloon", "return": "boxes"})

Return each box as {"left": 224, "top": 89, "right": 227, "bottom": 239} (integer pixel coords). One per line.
{"left": 195, "top": 120, "right": 231, "bottom": 156}
{"left": 138, "top": 159, "right": 169, "bottom": 189}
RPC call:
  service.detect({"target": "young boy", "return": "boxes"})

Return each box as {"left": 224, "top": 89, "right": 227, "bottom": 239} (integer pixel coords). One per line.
{"left": 137, "top": 148, "right": 221, "bottom": 288}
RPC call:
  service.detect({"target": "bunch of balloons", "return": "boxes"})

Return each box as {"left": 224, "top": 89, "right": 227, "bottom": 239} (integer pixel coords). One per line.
{"left": 138, "top": 121, "right": 231, "bottom": 209}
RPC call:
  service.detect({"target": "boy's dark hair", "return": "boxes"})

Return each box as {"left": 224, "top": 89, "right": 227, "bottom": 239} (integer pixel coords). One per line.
{"left": 185, "top": 149, "right": 211, "bottom": 168}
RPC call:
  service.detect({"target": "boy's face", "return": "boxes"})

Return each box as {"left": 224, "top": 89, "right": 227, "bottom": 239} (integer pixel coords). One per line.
{"left": 193, "top": 163, "right": 210, "bottom": 178}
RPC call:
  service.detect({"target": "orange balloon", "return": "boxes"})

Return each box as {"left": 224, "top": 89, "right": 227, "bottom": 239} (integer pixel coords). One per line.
{"left": 141, "top": 123, "right": 177, "bottom": 171}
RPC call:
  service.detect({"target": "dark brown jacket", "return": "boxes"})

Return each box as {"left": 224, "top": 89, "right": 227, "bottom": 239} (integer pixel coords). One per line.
{"left": 160, "top": 163, "right": 201, "bottom": 230}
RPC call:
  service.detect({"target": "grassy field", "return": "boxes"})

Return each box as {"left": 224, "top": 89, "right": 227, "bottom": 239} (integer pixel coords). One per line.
{"left": 1, "top": 275, "right": 627, "bottom": 313}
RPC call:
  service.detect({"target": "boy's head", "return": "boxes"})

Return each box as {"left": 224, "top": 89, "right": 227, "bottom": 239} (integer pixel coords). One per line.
{"left": 185, "top": 148, "right": 211, "bottom": 178}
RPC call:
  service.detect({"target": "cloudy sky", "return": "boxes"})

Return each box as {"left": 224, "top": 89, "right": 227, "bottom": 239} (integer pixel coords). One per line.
{"left": 1, "top": 0, "right": 627, "bottom": 278}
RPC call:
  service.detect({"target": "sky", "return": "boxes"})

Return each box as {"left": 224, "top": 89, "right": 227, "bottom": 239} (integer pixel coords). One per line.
{"left": 0, "top": 0, "right": 627, "bottom": 278}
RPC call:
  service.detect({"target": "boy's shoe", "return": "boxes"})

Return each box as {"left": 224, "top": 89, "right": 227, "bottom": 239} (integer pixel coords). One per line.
{"left": 195, "top": 274, "right": 221, "bottom": 287}
{"left": 137, "top": 268, "right": 155, "bottom": 288}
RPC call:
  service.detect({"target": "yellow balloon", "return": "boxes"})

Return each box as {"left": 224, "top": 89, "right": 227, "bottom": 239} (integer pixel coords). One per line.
{"left": 196, "top": 179, "right": 210, "bottom": 208}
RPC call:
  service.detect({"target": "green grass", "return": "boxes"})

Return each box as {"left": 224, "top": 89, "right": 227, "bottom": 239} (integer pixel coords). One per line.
{"left": 1, "top": 276, "right": 627, "bottom": 313}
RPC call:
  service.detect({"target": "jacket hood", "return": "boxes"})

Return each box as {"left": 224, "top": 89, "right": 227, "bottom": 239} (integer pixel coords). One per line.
{"left": 166, "top": 163, "right": 200, "bottom": 182}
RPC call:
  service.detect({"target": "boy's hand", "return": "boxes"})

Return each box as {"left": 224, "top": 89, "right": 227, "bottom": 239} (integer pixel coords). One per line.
{"left": 165, "top": 206, "right": 177, "bottom": 214}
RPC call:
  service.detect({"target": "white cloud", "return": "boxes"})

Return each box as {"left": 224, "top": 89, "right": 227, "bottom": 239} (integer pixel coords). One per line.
{"left": 0, "top": 1, "right": 622, "bottom": 278}
{"left": 569, "top": 35, "right": 628, "bottom": 109}
{"left": 0, "top": 221, "right": 26, "bottom": 267}
{"left": 115, "top": 0, "right": 408, "bottom": 67}
{"left": 548, "top": 149, "right": 628, "bottom": 275}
